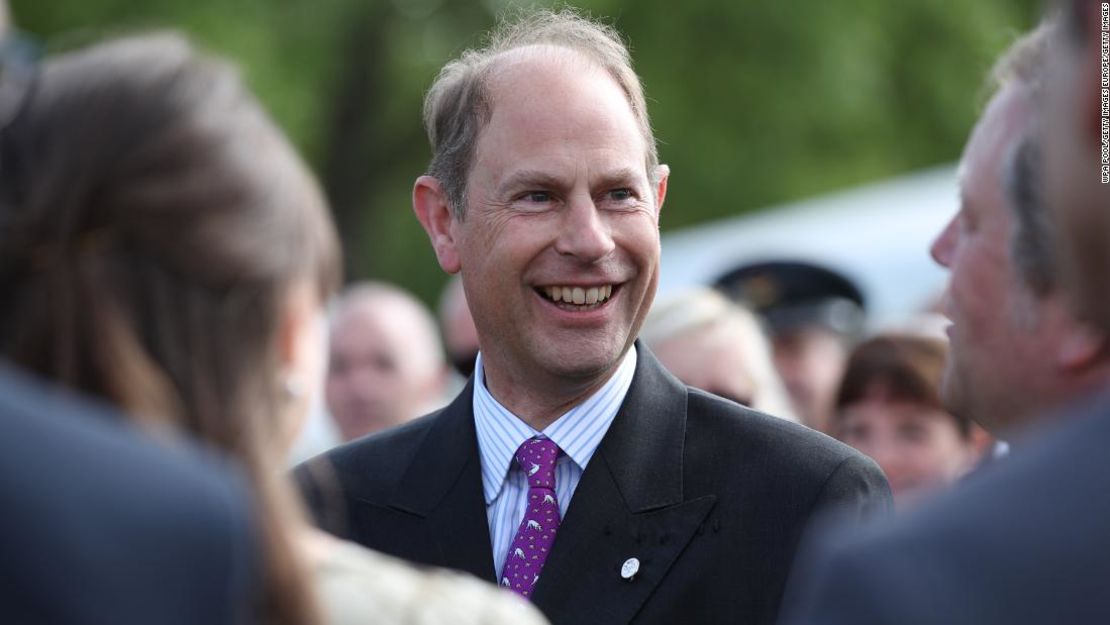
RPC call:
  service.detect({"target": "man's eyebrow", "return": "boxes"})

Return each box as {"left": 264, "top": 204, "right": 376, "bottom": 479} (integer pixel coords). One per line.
{"left": 493, "top": 167, "right": 646, "bottom": 197}
{"left": 495, "top": 170, "right": 566, "bottom": 197}
{"left": 593, "top": 167, "right": 643, "bottom": 190}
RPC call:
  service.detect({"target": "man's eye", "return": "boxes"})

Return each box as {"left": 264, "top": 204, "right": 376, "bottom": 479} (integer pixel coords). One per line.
{"left": 524, "top": 191, "right": 552, "bottom": 203}
{"left": 609, "top": 188, "right": 633, "bottom": 201}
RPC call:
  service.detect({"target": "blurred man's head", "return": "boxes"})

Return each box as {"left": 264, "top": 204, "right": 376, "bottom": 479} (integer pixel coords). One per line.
{"left": 715, "top": 260, "right": 865, "bottom": 433}
{"left": 438, "top": 275, "right": 480, "bottom": 378}
{"left": 931, "top": 23, "right": 1110, "bottom": 439}
{"left": 325, "top": 282, "right": 446, "bottom": 440}
{"left": 1046, "top": 1, "right": 1110, "bottom": 333}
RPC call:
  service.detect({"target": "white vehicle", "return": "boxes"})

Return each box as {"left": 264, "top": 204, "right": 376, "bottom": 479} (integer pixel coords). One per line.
{"left": 658, "top": 164, "right": 957, "bottom": 328}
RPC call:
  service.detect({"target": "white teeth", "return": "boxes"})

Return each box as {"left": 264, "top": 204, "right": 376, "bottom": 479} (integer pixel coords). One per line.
{"left": 541, "top": 284, "right": 616, "bottom": 305}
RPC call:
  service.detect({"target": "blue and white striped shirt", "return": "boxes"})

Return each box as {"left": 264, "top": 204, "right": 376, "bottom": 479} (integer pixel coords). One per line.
{"left": 473, "top": 347, "right": 638, "bottom": 579}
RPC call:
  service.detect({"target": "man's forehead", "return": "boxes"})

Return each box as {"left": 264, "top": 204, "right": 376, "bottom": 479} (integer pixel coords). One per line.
{"left": 481, "top": 45, "right": 633, "bottom": 124}
{"left": 486, "top": 44, "right": 607, "bottom": 88}
{"left": 472, "top": 55, "right": 649, "bottom": 179}
{"left": 968, "top": 85, "right": 1033, "bottom": 160}
{"left": 959, "top": 85, "right": 1033, "bottom": 194}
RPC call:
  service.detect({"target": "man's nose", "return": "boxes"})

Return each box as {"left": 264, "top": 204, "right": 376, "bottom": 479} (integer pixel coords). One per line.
{"left": 554, "top": 197, "right": 617, "bottom": 262}
{"left": 930, "top": 215, "right": 957, "bottom": 269}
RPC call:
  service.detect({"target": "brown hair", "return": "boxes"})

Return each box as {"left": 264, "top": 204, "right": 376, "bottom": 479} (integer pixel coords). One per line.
{"left": 835, "top": 334, "right": 972, "bottom": 437}
{"left": 0, "top": 33, "right": 341, "bottom": 625}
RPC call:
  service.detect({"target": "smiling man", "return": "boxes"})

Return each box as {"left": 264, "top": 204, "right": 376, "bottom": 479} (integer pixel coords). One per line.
{"left": 299, "top": 9, "right": 889, "bottom": 625}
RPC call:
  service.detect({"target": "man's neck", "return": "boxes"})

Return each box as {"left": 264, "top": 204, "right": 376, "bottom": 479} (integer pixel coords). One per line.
{"left": 480, "top": 353, "right": 627, "bottom": 431}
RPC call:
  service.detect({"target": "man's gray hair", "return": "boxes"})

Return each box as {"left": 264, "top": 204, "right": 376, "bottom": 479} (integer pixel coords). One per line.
{"left": 1006, "top": 131, "right": 1055, "bottom": 295}
{"left": 422, "top": 8, "right": 659, "bottom": 219}
{"left": 988, "top": 21, "right": 1057, "bottom": 295}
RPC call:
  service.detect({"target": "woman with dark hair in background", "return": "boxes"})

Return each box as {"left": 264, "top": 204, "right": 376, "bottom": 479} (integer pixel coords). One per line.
{"left": 832, "top": 334, "right": 991, "bottom": 510}
{"left": 0, "top": 32, "right": 544, "bottom": 625}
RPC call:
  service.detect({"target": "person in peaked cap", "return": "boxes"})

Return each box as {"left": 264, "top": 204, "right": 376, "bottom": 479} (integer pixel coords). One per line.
{"left": 715, "top": 260, "right": 867, "bottom": 433}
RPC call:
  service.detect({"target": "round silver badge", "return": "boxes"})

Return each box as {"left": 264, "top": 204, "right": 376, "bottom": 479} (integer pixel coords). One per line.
{"left": 620, "top": 557, "right": 640, "bottom": 580}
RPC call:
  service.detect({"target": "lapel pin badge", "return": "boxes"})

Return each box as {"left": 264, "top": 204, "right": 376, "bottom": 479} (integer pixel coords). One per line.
{"left": 620, "top": 557, "right": 640, "bottom": 581}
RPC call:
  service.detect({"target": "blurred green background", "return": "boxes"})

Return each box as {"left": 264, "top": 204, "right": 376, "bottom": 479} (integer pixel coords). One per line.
{"left": 13, "top": 0, "right": 1043, "bottom": 305}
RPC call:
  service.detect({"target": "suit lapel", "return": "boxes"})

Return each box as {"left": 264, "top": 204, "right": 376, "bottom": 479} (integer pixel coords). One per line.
{"left": 385, "top": 379, "right": 497, "bottom": 582}
{"left": 532, "top": 344, "right": 717, "bottom": 624}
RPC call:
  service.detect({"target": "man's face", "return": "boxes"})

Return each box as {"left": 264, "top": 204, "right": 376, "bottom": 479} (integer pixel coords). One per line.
{"left": 447, "top": 51, "right": 666, "bottom": 389}
{"left": 930, "top": 85, "right": 1046, "bottom": 434}
{"left": 771, "top": 326, "right": 848, "bottom": 433}
{"left": 325, "top": 302, "right": 440, "bottom": 440}
{"left": 836, "top": 398, "right": 979, "bottom": 509}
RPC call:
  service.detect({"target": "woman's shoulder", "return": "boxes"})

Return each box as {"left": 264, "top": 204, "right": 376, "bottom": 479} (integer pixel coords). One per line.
{"left": 306, "top": 530, "right": 548, "bottom": 625}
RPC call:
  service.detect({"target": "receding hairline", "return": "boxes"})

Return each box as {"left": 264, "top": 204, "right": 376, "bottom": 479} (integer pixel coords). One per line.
{"left": 484, "top": 42, "right": 616, "bottom": 84}
{"left": 478, "top": 43, "right": 645, "bottom": 134}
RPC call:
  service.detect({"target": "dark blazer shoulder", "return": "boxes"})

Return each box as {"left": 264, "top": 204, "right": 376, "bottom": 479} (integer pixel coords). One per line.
{"left": 296, "top": 408, "right": 443, "bottom": 503}
{"left": 686, "top": 387, "right": 882, "bottom": 482}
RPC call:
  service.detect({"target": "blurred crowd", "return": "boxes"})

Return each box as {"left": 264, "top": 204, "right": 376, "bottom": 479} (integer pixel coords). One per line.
{"left": 1, "top": 1, "right": 1108, "bottom": 624}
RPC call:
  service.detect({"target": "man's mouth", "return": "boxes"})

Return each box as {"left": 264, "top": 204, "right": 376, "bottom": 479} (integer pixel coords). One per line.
{"left": 536, "top": 284, "right": 617, "bottom": 311}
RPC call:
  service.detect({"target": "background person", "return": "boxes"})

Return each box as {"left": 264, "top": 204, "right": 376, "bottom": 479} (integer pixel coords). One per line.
{"left": 781, "top": 16, "right": 1110, "bottom": 624}
{"left": 928, "top": 21, "right": 1110, "bottom": 445}
{"left": 641, "top": 287, "right": 796, "bottom": 419}
{"left": 715, "top": 260, "right": 867, "bottom": 434}
{"left": 0, "top": 5, "right": 257, "bottom": 622}
{"left": 0, "top": 32, "right": 544, "bottom": 625}
{"left": 326, "top": 281, "right": 448, "bottom": 441}
{"left": 832, "top": 334, "right": 990, "bottom": 509}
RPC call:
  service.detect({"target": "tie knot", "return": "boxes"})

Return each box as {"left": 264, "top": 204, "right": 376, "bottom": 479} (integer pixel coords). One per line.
{"left": 515, "top": 437, "right": 560, "bottom": 489}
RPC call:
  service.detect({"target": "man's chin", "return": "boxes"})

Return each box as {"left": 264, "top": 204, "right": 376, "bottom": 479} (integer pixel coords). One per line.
{"left": 538, "top": 341, "right": 629, "bottom": 382}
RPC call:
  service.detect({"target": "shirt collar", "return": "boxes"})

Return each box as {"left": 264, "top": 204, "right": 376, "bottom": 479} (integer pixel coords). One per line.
{"left": 472, "top": 346, "right": 638, "bottom": 505}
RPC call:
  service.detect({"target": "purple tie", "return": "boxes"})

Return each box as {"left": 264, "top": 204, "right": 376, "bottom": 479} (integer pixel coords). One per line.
{"left": 500, "top": 437, "right": 562, "bottom": 599}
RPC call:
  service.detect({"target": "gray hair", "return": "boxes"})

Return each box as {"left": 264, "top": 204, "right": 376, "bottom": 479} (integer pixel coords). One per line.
{"left": 988, "top": 22, "right": 1057, "bottom": 295}
{"left": 1007, "top": 131, "right": 1055, "bottom": 295}
{"left": 422, "top": 8, "right": 658, "bottom": 219}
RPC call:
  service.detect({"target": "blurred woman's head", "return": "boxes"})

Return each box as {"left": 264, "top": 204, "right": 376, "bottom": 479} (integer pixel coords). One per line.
{"left": 834, "top": 333, "right": 989, "bottom": 508}
{"left": 0, "top": 33, "right": 341, "bottom": 624}
{"left": 643, "top": 288, "right": 796, "bottom": 420}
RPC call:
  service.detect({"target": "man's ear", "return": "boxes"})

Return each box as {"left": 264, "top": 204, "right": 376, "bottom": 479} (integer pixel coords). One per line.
{"left": 413, "top": 175, "right": 461, "bottom": 274}
{"left": 1056, "top": 319, "right": 1107, "bottom": 373}
{"left": 654, "top": 164, "right": 670, "bottom": 218}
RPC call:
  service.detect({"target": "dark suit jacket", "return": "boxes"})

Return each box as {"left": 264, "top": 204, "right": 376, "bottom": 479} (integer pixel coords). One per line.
{"left": 0, "top": 363, "right": 257, "bottom": 625}
{"left": 299, "top": 345, "right": 891, "bottom": 625}
{"left": 780, "top": 391, "right": 1110, "bottom": 625}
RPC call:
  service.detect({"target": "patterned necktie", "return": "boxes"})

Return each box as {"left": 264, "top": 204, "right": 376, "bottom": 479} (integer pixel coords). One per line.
{"left": 500, "top": 437, "right": 562, "bottom": 599}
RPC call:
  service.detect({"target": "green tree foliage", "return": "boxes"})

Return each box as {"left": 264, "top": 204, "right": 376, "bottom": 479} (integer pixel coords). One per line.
{"left": 11, "top": 0, "right": 1042, "bottom": 304}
